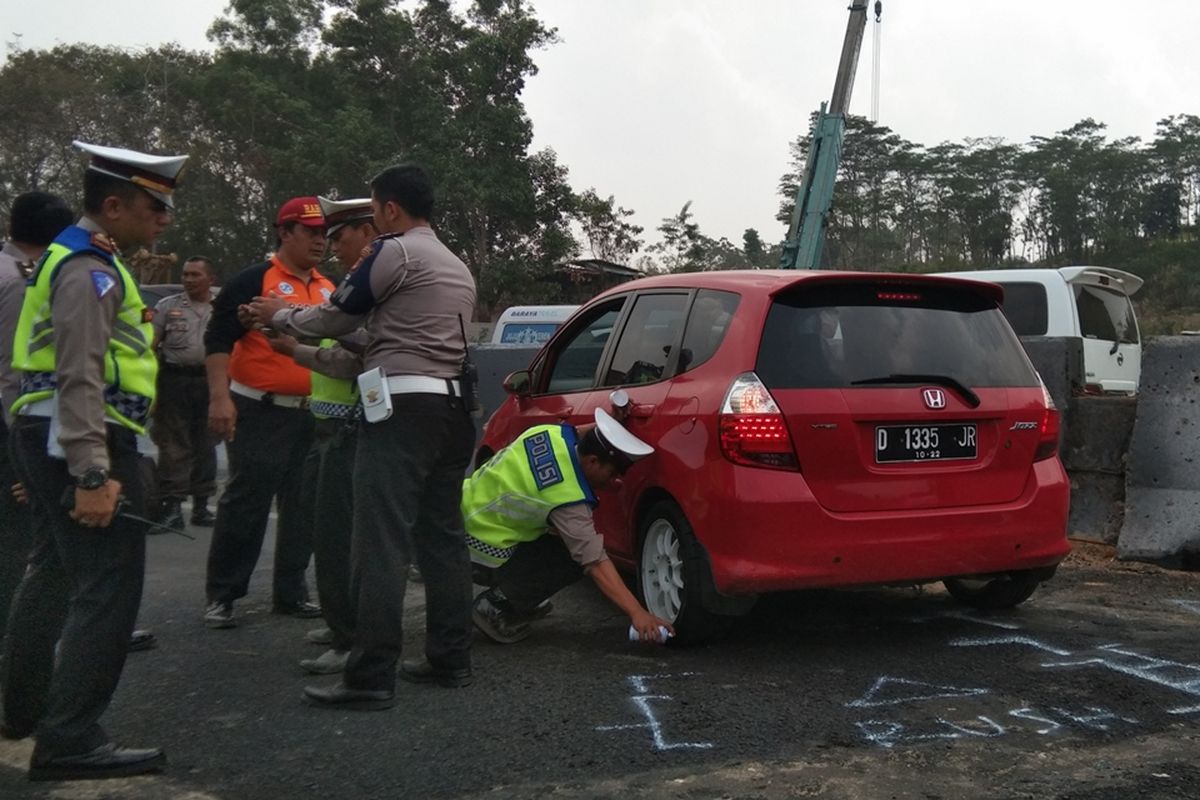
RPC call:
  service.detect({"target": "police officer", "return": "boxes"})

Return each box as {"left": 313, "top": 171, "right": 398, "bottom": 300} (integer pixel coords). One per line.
{"left": 0, "top": 141, "right": 184, "bottom": 780}
{"left": 0, "top": 191, "right": 73, "bottom": 641}
{"left": 151, "top": 255, "right": 219, "bottom": 530}
{"left": 202, "top": 197, "right": 335, "bottom": 628}
{"left": 248, "top": 164, "right": 476, "bottom": 709}
{"left": 267, "top": 196, "right": 374, "bottom": 675}
{"left": 466, "top": 408, "right": 675, "bottom": 644}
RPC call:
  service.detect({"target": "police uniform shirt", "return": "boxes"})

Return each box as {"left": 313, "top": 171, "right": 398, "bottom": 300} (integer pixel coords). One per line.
{"left": 0, "top": 240, "right": 35, "bottom": 421}
{"left": 40, "top": 217, "right": 129, "bottom": 476}
{"left": 153, "top": 289, "right": 216, "bottom": 367}
{"left": 269, "top": 227, "right": 475, "bottom": 379}
{"left": 547, "top": 504, "right": 608, "bottom": 568}
{"left": 204, "top": 256, "right": 336, "bottom": 396}
{"left": 292, "top": 341, "right": 363, "bottom": 380}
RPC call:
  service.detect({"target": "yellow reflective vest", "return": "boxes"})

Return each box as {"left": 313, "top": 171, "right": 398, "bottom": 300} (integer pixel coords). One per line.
{"left": 461, "top": 424, "right": 596, "bottom": 567}
{"left": 9, "top": 225, "right": 157, "bottom": 432}
{"left": 308, "top": 339, "right": 360, "bottom": 420}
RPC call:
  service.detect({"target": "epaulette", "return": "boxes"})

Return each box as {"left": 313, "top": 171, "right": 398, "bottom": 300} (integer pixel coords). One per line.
{"left": 89, "top": 232, "right": 117, "bottom": 254}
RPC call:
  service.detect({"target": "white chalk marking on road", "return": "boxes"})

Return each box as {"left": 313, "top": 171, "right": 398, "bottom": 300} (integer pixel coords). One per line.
{"left": 949, "top": 635, "right": 1072, "bottom": 656}
{"left": 1040, "top": 643, "right": 1200, "bottom": 712}
{"left": 846, "top": 676, "right": 990, "bottom": 708}
{"left": 938, "top": 715, "right": 1006, "bottom": 738}
{"left": 1169, "top": 599, "right": 1200, "bottom": 616}
{"left": 1048, "top": 706, "right": 1137, "bottom": 730}
{"left": 856, "top": 715, "right": 1005, "bottom": 748}
{"left": 627, "top": 672, "right": 699, "bottom": 694}
{"left": 596, "top": 674, "right": 713, "bottom": 751}
{"left": 1009, "top": 707, "right": 1062, "bottom": 734}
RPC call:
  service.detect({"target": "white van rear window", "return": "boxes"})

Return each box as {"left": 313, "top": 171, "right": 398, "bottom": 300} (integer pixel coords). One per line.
{"left": 1073, "top": 285, "right": 1138, "bottom": 344}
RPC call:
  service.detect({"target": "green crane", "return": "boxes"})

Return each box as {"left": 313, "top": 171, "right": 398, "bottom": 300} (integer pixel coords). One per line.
{"left": 780, "top": 1, "right": 881, "bottom": 269}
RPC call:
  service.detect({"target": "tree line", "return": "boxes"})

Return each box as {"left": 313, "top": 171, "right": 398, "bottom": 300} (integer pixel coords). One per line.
{"left": 1, "top": 1, "right": 1197, "bottom": 328}
{"left": 0, "top": 0, "right": 644, "bottom": 317}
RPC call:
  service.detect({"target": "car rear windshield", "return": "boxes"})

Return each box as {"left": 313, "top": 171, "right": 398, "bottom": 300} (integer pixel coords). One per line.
{"left": 1073, "top": 284, "right": 1138, "bottom": 344}
{"left": 756, "top": 282, "right": 1040, "bottom": 389}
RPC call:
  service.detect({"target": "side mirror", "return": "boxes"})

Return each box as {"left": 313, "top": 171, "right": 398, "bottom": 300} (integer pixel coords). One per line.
{"left": 503, "top": 369, "right": 532, "bottom": 396}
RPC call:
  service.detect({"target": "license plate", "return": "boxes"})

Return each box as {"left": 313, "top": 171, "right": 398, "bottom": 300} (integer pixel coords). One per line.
{"left": 875, "top": 424, "right": 977, "bottom": 463}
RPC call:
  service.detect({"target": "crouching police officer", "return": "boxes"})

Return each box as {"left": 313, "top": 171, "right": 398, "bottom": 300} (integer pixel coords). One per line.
{"left": 466, "top": 408, "right": 675, "bottom": 644}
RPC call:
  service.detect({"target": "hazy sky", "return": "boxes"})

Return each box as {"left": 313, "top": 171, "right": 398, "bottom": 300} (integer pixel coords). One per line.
{"left": 5, "top": 1, "right": 1199, "bottom": 252}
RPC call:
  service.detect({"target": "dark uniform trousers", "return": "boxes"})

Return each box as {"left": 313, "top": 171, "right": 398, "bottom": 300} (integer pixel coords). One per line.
{"left": 205, "top": 393, "right": 314, "bottom": 606}
{"left": 487, "top": 533, "right": 586, "bottom": 614}
{"left": 151, "top": 365, "right": 217, "bottom": 502}
{"left": 1, "top": 417, "right": 145, "bottom": 757}
{"left": 0, "top": 416, "right": 34, "bottom": 642}
{"left": 345, "top": 393, "right": 475, "bottom": 691}
{"left": 304, "top": 418, "right": 356, "bottom": 651}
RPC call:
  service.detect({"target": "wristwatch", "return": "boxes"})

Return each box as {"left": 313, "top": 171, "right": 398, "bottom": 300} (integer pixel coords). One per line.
{"left": 76, "top": 466, "right": 109, "bottom": 490}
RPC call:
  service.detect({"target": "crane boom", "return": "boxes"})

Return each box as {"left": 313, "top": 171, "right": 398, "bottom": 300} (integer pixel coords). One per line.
{"left": 780, "top": 2, "right": 874, "bottom": 270}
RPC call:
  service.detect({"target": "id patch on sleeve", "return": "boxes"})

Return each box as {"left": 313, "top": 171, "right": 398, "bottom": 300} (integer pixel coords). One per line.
{"left": 90, "top": 270, "right": 117, "bottom": 299}
{"left": 524, "top": 431, "right": 563, "bottom": 490}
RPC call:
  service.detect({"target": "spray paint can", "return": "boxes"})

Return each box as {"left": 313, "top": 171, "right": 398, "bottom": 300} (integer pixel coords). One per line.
{"left": 628, "top": 624, "right": 671, "bottom": 643}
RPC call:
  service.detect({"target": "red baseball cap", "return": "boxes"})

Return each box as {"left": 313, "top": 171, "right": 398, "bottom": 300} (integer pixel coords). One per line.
{"left": 276, "top": 196, "right": 325, "bottom": 228}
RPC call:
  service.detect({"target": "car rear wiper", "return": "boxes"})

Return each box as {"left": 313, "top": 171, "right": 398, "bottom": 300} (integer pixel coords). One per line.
{"left": 850, "top": 373, "right": 981, "bottom": 408}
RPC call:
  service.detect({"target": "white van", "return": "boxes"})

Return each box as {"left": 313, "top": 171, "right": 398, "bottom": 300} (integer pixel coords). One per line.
{"left": 939, "top": 267, "right": 1143, "bottom": 394}
{"left": 489, "top": 305, "right": 579, "bottom": 346}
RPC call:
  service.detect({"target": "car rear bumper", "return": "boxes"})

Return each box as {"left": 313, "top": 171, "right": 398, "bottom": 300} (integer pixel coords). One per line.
{"left": 693, "top": 458, "right": 1071, "bottom": 596}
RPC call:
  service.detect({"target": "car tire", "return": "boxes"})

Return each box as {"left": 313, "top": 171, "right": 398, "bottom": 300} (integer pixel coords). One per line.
{"left": 943, "top": 570, "right": 1041, "bottom": 610}
{"left": 637, "top": 500, "right": 738, "bottom": 646}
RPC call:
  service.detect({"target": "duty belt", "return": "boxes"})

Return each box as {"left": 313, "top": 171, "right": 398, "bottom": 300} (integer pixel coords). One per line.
{"left": 230, "top": 379, "right": 309, "bottom": 409}
{"left": 386, "top": 375, "right": 462, "bottom": 396}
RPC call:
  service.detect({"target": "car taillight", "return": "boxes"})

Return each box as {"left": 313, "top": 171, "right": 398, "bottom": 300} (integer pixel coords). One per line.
{"left": 718, "top": 372, "right": 799, "bottom": 471}
{"left": 1034, "top": 383, "right": 1061, "bottom": 461}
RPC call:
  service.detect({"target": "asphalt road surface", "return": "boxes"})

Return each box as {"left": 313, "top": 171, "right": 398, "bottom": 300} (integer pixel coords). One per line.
{"left": 2, "top": 524, "right": 1199, "bottom": 799}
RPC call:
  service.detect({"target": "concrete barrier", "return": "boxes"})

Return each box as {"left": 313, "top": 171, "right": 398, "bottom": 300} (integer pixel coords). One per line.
{"left": 1061, "top": 396, "right": 1136, "bottom": 543}
{"left": 1118, "top": 337, "right": 1200, "bottom": 565}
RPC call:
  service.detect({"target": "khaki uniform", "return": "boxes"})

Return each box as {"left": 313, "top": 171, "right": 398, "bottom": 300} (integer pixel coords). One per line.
{"left": 0, "top": 241, "right": 36, "bottom": 643}
{"left": 151, "top": 290, "right": 217, "bottom": 503}
{"left": 2, "top": 216, "right": 150, "bottom": 757}
{"left": 0, "top": 240, "right": 36, "bottom": 421}
{"left": 272, "top": 226, "right": 478, "bottom": 688}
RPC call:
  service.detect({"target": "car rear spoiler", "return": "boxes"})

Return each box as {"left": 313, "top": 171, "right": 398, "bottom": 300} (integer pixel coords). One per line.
{"left": 768, "top": 271, "right": 1005, "bottom": 305}
{"left": 1058, "top": 266, "right": 1144, "bottom": 296}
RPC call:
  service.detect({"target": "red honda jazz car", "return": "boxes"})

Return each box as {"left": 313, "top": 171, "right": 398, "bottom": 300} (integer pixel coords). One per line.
{"left": 477, "top": 271, "right": 1070, "bottom": 642}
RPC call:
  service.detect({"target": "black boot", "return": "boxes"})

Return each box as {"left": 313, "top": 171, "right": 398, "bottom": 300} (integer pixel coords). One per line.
{"left": 190, "top": 497, "right": 215, "bottom": 526}
{"left": 159, "top": 500, "right": 185, "bottom": 533}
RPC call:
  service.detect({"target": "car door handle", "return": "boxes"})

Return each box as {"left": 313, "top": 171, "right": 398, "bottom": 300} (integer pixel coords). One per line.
{"left": 630, "top": 403, "right": 656, "bottom": 419}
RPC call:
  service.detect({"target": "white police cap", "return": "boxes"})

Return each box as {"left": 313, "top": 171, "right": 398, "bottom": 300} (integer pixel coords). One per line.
{"left": 593, "top": 407, "right": 654, "bottom": 467}
{"left": 318, "top": 196, "right": 374, "bottom": 236}
{"left": 74, "top": 140, "right": 188, "bottom": 209}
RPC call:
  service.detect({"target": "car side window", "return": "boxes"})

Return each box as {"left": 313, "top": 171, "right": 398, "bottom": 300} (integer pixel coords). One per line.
{"left": 997, "top": 282, "right": 1048, "bottom": 336}
{"left": 678, "top": 289, "right": 740, "bottom": 373}
{"left": 543, "top": 299, "right": 625, "bottom": 394}
{"left": 602, "top": 293, "right": 689, "bottom": 387}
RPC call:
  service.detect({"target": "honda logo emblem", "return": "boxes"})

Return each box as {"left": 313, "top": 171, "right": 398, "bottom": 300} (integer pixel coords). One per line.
{"left": 922, "top": 388, "right": 946, "bottom": 409}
